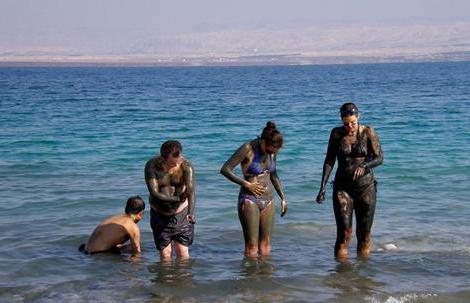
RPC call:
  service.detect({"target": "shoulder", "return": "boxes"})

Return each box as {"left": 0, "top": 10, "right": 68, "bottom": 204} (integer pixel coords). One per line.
{"left": 237, "top": 141, "right": 255, "bottom": 154}
{"left": 117, "top": 218, "right": 139, "bottom": 238}
{"left": 103, "top": 214, "right": 125, "bottom": 225}
{"left": 247, "top": 140, "right": 258, "bottom": 149}
{"left": 362, "top": 125, "right": 378, "bottom": 137}
{"left": 330, "top": 127, "right": 343, "bottom": 138}
{"left": 146, "top": 156, "right": 164, "bottom": 170}
{"left": 181, "top": 158, "right": 194, "bottom": 170}
{"left": 145, "top": 156, "right": 157, "bottom": 167}
{"left": 127, "top": 221, "right": 140, "bottom": 235}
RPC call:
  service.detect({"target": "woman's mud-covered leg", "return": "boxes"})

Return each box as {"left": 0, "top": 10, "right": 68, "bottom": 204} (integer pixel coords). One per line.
{"left": 355, "top": 183, "right": 377, "bottom": 258}
{"left": 258, "top": 201, "right": 275, "bottom": 256}
{"left": 333, "top": 188, "right": 354, "bottom": 259}
{"left": 238, "top": 200, "right": 260, "bottom": 257}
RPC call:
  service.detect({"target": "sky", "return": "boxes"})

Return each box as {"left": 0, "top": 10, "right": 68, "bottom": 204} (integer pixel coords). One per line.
{"left": 2, "top": 0, "right": 470, "bottom": 34}
{"left": 1, "top": 0, "right": 470, "bottom": 58}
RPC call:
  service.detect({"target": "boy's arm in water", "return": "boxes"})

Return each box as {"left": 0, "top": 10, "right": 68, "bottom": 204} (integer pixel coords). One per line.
{"left": 128, "top": 223, "right": 141, "bottom": 255}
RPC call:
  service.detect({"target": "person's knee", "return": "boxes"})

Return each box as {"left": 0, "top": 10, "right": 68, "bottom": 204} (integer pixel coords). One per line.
{"left": 160, "top": 251, "right": 172, "bottom": 260}
{"left": 174, "top": 242, "right": 190, "bottom": 259}
{"left": 177, "top": 251, "right": 189, "bottom": 259}
{"left": 176, "top": 249, "right": 189, "bottom": 259}
{"left": 160, "top": 244, "right": 172, "bottom": 259}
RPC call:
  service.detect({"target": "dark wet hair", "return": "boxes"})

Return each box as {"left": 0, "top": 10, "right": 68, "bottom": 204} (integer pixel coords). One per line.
{"left": 160, "top": 140, "right": 183, "bottom": 159}
{"left": 340, "top": 102, "right": 359, "bottom": 118}
{"left": 125, "top": 196, "right": 145, "bottom": 214}
{"left": 261, "top": 121, "right": 283, "bottom": 148}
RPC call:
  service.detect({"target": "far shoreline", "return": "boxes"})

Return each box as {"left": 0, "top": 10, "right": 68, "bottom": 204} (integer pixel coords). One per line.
{"left": 1, "top": 52, "right": 470, "bottom": 68}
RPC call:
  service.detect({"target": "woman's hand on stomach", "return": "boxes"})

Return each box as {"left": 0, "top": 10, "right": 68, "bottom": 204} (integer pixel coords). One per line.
{"left": 243, "top": 173, "right": 270, "bottom": 197}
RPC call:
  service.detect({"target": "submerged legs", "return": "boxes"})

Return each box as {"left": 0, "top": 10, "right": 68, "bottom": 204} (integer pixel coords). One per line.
{"left": 238, "top": 200, "right": 274, "bottom": 257}
{"left": 333, "top": 189, "right": 354, "bottom": 258}
{"left": 333, "top": 182, "right": 377, "bottom": 259}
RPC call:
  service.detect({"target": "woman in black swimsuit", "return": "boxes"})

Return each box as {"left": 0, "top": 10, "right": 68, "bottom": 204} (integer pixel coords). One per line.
{"left": 221, "top": 122, "right": 287, "bottom": 257}
{"left": 316, "top": 103, "right": 383, "bottom": 259}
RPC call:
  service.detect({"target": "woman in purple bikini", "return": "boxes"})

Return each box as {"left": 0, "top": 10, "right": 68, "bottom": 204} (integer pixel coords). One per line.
{"left": 221, "top": 121, "right": 287, "bottom": 257}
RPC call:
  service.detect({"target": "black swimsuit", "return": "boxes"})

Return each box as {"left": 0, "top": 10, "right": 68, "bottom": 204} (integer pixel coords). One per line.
{"left": 335, "top": 126, "right": 374, "bottom": 186}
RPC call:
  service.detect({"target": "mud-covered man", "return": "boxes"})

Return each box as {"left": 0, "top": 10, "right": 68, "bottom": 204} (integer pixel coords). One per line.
{"left": 145, "top": 140, "right": 196, "bottom": 261}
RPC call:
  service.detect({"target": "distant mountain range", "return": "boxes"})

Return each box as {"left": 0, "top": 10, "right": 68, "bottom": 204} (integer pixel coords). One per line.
{"left": 1, "top": 22, "right": 470, "bottom": 65}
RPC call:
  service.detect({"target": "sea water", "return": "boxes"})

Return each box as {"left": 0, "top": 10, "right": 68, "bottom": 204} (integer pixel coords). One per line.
{"left": 0, "top": 62, "right": 469, "bottom": 302}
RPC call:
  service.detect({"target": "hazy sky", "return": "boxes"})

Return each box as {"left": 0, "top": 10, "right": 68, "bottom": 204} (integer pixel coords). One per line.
{"left": 2, "top": 0, "right": 470, "bottom": 58}
{"left": 2, "top": 0, "right": 470, "bottom": 35}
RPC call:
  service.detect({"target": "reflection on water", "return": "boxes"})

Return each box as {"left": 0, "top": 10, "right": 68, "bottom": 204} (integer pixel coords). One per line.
{"left": 144, "top": 257, "right": 279, "bottom": 302}
{"left": 323, "top": 259, "right": 385, "bottom": 301}
{"left": 240, "top": 256, "right": 275, "bottom": 278}
{"left": 146, "top": 259, "right": 197, "bottom": 302}
{"left": 148, "top": 259, "right": 195, "bottom": 286}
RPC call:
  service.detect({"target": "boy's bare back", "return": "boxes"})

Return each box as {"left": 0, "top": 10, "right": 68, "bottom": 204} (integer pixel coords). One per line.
{"left": 85, "top": 215, "right": 138, "bottom": 253}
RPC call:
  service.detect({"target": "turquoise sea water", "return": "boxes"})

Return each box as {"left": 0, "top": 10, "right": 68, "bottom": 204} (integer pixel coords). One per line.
{"left": 0, "top": 62, "right": 469, "bottom": 302}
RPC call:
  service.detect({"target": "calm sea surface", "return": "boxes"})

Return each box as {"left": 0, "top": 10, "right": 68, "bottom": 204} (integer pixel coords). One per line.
{"left": 0, "top": 62, "right": 469, "bottom": 302}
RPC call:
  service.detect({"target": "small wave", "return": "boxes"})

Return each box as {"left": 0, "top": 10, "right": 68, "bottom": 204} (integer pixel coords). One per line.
{"left": 376, "top": 243, "right": 399, "bottom": 252}
{"left": 416, "top": 93, "right": 442, "bottom": 98}
{"left": 457, "top": 248, "right": 470, "bottom": 256}
{"left": 173, "top": 85, "right": 223, "bottom": 89}
{"left": 365, "top": 293, "right": 438, "bottom": 303}
{"left": 377, "top": 234, "right": 470, "bottom": 255}
{"left": 27, "top": 85, "right": 48, "bottom": 90}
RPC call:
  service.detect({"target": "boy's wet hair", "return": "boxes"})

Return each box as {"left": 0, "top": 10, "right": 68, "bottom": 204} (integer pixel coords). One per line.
{"left": 125, "top": 196, "right": 145, "bottom": 214}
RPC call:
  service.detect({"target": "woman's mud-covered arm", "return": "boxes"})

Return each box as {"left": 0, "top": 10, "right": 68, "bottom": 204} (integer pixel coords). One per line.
{"left": 220, "top": 143, "right": 251, "bottom": 187}
{"left": 270, "top": 154, "right": 287, "bottom": 216}
{"left": 270, "top": 155, "right": 286, "bottom": 201}
{"left": 317, "top": 129, "right": 339, "bottom": 203}
{"left": 320, "top": 129, "right": 338, "bottom": 189}
{"left": 361, "top": 127, "right": 383, "bottom": 169}
{"left": 221, "top": 143, "right": 266, "bottom": 197}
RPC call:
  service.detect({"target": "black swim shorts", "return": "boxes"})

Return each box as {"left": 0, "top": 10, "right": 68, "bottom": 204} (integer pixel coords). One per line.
{"left": 150, "top": 207, "right": 194, "bottom": 251}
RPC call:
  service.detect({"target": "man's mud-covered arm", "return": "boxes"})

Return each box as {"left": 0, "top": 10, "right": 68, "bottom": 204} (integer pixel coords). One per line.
{"left": 182, "top": 160, "right": 196, "bottom": 223}
{"left": 144, "top": 161, "right": 179, "bottom": 205}
{"left": 361, "top": 127, "right": 383, "bottom": 169}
